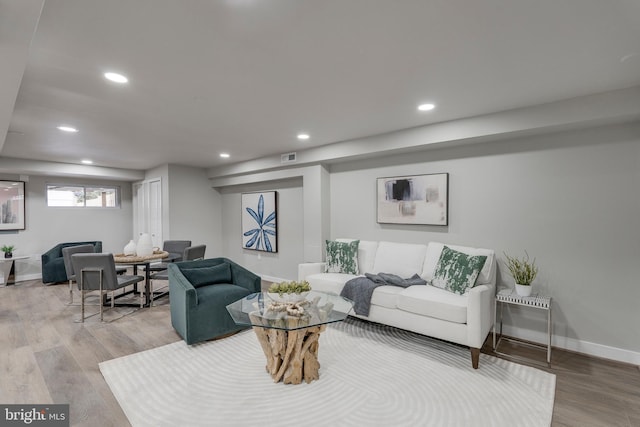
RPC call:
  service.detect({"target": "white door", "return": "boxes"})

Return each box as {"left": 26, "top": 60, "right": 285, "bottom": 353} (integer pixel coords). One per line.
{"left": 147, "top": 179, "right": 162, "bottom": 248}
{"left": 133, "top": 177, "right": 163, "bottom": 248}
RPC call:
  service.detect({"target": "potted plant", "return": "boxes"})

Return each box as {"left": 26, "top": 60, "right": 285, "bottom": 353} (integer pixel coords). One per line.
{"left": 504, "top": 251, "right": 538, "bottom": 297}
{"left": 267, "top": 280, "right": 312, "bottom": 303}
{"left": 1, "top": 245, "right": 15, "bottom": 258}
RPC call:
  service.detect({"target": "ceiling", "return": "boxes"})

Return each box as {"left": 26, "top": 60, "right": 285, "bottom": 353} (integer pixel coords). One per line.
{"left": 1, "top": 0, "right": 639, "bottom": 176}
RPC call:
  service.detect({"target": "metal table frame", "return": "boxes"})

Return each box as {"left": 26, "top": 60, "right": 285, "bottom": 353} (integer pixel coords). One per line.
{"left": 113, "top": 255, "right": 178, "bottom": 307}
{"left": 493, "top": 290, "right": 552, "bottom": 366}
{"left": 111, "top": 260, "right": 153, "bottom": 307}
{"left": 1, "top": 255, "right": 30, "bottom": 286}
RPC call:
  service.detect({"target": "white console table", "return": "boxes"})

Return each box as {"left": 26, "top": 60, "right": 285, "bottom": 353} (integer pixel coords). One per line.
{"left": 493, "top": 289, "right": 552, "bottom": 366}
{"left": 1, "top": 255, "right": 30, "bottom": 286}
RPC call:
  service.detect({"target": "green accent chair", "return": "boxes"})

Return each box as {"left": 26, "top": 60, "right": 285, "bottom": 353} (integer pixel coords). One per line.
{"left": 41, "top": 241, "right": 102, "bottom": 284}
{"left": 168, "top": 257, "right": 261, "bottom": 345}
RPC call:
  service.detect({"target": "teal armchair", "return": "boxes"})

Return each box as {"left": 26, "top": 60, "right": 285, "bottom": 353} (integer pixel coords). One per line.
{"left": 41, "top": 241, "right": 102, "bottom": 284}
{"left": 168, "top": 257, "right": 261, "bottom": 345}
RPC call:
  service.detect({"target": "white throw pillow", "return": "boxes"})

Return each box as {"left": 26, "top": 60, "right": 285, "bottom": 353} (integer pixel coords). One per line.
{"left": 372, "top": 241, "right": 428, "bottom": 278}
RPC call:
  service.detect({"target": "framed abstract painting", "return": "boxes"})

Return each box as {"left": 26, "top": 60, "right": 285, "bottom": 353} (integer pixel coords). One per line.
{"left": 241, "top": 191, "right": 278, "bottom": 252}
{"left": 0, "top": 180, "right": 26, "bottom": 231}
{"left": 377, "top": 173, "right": 448, "bottom": 225}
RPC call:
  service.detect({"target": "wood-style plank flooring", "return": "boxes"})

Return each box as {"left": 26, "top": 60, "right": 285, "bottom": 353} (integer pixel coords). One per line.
{"left": 1, "top": 279, "right": 639, "bottom": 426}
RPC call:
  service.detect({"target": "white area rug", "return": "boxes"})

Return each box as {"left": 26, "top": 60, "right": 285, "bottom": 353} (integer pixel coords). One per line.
{"left": 100, "top": 319, "right": 555, "bottom": 427}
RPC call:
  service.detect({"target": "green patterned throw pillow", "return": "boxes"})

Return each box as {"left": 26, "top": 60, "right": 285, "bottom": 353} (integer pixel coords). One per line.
{"left": 325, "top": 240, "right": 360, "bottom": 274}
{"left": 432, "top": 246, "right": 487, "bottom": 295}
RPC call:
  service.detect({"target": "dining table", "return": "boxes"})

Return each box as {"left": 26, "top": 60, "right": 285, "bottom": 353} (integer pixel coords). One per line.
{"left": 113, "top": 251, "right": 173, "bottom": 307}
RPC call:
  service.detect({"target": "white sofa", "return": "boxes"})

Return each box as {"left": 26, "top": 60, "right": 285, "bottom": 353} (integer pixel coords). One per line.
{"left": 298, "top": 239, "right": 496, "bottom": 369}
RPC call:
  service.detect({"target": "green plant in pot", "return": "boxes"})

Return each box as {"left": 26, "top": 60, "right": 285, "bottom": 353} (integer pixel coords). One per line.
{"left": 504, "top": 251, "right": 538, "bottom": 297}
{"left": 1, "top": 245, "right": 15, "bottom": 258}
{"left": 267, "top": 280, "right": 312, "bottom": 303}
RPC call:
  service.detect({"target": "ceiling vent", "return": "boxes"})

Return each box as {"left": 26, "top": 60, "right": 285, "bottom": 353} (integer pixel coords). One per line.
{"left": 281, "top": 152, "right": 297, "bottom": 164}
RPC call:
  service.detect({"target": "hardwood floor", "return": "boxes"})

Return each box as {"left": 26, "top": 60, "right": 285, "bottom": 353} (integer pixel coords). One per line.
{"left": 1, "top": 279, "right": 639, "bottom": 426}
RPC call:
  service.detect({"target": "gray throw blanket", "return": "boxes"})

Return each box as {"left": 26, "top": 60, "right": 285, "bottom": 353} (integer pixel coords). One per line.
{"left": 340, "top": 273, "right": 427, "bottom": 316}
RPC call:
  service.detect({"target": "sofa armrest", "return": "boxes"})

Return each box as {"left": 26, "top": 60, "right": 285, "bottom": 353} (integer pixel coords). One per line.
{"left": 298, "top": 262, "right": 325, "bottom": 281}
{"left": 228, "top": 260, "right": 261, "bottom": 293}
{"left": 168, "top": 263, "right": 198, "bottom": 308}
{"left": 466, "top": 283, "right": 495, "bottom": 348}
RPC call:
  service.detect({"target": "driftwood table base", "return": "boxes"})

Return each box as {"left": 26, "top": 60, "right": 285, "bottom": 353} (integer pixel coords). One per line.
{"left": 250, "top": 315, "right": 326, "bottom": 384}
{"left": 229, "top": 295, "right": 352, "bottom": 385}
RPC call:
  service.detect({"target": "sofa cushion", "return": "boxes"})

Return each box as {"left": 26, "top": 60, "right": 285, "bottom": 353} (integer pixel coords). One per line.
{"left": 432, "top": 246, "right": 487, "bottom": 295}
{"left": 372, "top": 241, "right": 428, "bottom": 278}
{"left": 422, "top": 242, "right": 495, "bottom": 285}
{"left": 396, "top": 285, "right": 468, "bottom": 324}
{"left": 306, "top": 272, "right": 357, "bottom": 295}
{"left": 336, "top": 239, "right": 378, "bottom": 274}
{"left": 181, "top": 263, "right": 232, "bottom": 288}
{"left": 325, "top": 240, "right": 359, "bottom": 274}
{"left": 370, "top": 285, "right": 404, "bottom": 309}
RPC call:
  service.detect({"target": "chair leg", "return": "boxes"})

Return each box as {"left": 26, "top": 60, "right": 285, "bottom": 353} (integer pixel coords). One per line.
{"left": 100, "top": 293, "right": 104, "bottom": 322}
{"left": 69, "top": 280, "right": 74, "bottom": 304}
{"left": 470, "top": 347, "right": 480, "bottom": 369}
{"left": 81, "top": 289, "right": 85, "bottom": 323}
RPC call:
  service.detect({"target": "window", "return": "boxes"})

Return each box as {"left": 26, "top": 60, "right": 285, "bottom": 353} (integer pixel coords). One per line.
{"left": 46, "top": 184, "right": 120, "bottom": 208}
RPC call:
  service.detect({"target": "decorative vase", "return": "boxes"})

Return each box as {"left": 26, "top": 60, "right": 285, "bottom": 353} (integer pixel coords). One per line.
{"left": 136, "top": 233, "right": 153, "bottom": 256}
{"left": 123, "top": 240, "right": 137, "bottom": 256}
{"left": 515, "top": 283, "right": 532, "bottom": 297}
{"left": 4, "top": 252, "right": 12, "bottom": 259}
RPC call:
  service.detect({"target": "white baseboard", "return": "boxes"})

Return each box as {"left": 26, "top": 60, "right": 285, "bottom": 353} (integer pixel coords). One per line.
{"left": 501, "top": 325, "right": 640, "bottom": 366}
{"left": 3, "top": 272, "right": 42, "bottom": 284}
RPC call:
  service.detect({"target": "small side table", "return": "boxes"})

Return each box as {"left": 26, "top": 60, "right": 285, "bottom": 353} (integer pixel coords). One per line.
{"left": 493, "top": 289, "right": 552, "bottom": 366}
{"left": 1, "top": 255, "right": 30, "bottom": 286}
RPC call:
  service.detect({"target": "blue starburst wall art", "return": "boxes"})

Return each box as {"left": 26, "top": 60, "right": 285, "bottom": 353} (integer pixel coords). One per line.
{"left": 241, "top": 191, "right": 278, "bottom": 252}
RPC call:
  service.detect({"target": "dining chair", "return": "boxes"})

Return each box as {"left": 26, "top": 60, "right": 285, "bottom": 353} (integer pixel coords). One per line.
{"left": 148, "top": 244, "right": 206, "bottom": 306}
{"left": 71, "top": 253, "right": 145, "bottom": 322}
{"left": 145, "top": 240, "right": 193, "bottom": 276}
{"left": 62, "top": 244, "right": 95, "bottom": 305}
{"left": 63, "top": 244, "right": 128, "bottom": 305}
{"left": 162, "top": 240, "right": 193, "bottom": 262}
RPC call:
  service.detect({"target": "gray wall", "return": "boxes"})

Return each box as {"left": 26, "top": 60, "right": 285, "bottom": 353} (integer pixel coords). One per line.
{"left": 219, "top": 178, "right": 304, "bottom": 281}
{"left": 166, "top": 164, "right": 221, "bottom": 257}
{"left": 328, "top": 122, "right": 640, "bottom": 360}
{"left": 209, "top": 122, "right": 639, "bottom": 362}
{"left": 0, "top": 174, "right": 133, "bottom": 280}
{"left": 139, "top": 164, "right": 222, "bottom": 258}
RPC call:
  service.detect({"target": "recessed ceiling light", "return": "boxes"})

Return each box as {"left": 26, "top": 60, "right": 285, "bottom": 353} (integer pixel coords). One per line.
{"left": 417, "top": 103, "right": 435, "bottom": 112}
{"left": 104, "top": 72, "right": 129, "bottom": 83}
{"left": 81, "top": 159, "right": 93, "bottom": 164}
{"left": 220, "top": 153, "right": 230, "bottom": 158}
{"left": 297, "top": 133, "right": 310, "bottom": 140}
{"left": 57, "top": 125, "right": 78, "bottom": 133}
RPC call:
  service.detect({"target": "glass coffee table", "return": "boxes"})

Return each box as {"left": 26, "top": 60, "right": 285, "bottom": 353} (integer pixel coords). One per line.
{"left": 226, "top": 290, "right": 353, "bottom": 385}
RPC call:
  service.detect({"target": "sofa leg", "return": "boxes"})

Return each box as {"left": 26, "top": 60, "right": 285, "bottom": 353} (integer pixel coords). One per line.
{"left": 470, "top": 347, "right": 480, "bottom": 369}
